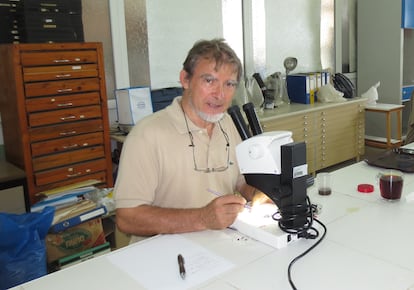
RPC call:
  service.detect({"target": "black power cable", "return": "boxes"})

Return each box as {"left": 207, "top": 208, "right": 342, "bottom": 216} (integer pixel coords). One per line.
{"left": 273, "top": 196, "right": 327, "bottom": 290}
{"left": 287, "top": 217, "right": 327, "bottom": 290}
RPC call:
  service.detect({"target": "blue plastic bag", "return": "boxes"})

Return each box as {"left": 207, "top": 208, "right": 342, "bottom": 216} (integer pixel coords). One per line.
{"left": 0, "top": 207, "right": 54, "bottom": 289}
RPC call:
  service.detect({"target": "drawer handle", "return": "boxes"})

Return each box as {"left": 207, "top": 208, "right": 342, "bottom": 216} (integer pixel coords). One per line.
{"left": 67, "top": 172, "right": 82, "bottom": 177}
{"left": 57, "top": 88, "right": 73, "bottom": 93}
{"left": 59, "top": 130, "right": 77, "bottom": 136}
{"left": 55, "top": 74, "right": 71, "bottom": 78}
{"left": 60, "top": 115, "right": 76, "bottom": 121}
{"left": 62, "top": 144, "right": 79, "bottom": 149}
{"left": 57, "top": 102, "right": 73, "bottom": 107}
{"left": 53, "top": 59, "right": 70, "bottom": 63}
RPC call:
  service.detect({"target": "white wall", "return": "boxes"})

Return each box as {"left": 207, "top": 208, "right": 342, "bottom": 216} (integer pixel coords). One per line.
{"left": 146, "top": 0, "right": 323, "bottom": 89}
{"left": 265, "top": 0, "right": 322, "bottom": 75}
{"left": 146, "top": 0, "right": 224, "bottom": 89}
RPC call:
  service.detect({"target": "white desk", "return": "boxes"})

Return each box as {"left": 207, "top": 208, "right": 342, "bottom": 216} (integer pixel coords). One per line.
{"left": 11, "top": 162, "right": 414, "bottom": 290}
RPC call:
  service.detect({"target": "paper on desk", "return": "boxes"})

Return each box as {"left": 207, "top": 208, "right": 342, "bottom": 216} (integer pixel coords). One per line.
{"left": 106, "top": 234, "right": 234, "bottom": 290}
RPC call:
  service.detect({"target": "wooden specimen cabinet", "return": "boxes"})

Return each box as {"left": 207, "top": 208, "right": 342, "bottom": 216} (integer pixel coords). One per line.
{"left": 257, "top": 98, "right": 366, "bottom": 173}
{"left": 0, "top": 42, "right": 113, "bottom": 205}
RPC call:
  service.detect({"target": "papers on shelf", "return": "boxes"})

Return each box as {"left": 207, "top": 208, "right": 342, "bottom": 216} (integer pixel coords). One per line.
{"left": 31, "top": 181, "right": 99, "bottom": 213}
{"left": 51, "top": 199, "right": 97, "bottom": 225}
{"left": 36, "top": 179, "right": 101, "bottom": 198}
{"left": 30, "top": 195, "right": 82, "bottom": 213}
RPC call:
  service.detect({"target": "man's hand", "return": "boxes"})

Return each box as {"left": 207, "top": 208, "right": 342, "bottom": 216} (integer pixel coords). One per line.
{"left": 201, "top": 194, "right": 246, "bottom": 230}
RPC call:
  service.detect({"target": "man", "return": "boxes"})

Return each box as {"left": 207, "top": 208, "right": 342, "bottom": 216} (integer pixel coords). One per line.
{"left": 114, "top": 38, "right": 260, "bottom": 243}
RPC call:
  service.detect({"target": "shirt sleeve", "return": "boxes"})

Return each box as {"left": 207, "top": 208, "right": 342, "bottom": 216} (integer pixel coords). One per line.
{"left": 113, "top": 121, "right": 159, "bottom": 209}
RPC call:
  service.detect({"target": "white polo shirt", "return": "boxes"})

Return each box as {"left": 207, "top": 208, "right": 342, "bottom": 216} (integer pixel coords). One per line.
{"left": 114, "top": 96, "right": 244, "bottom": 211}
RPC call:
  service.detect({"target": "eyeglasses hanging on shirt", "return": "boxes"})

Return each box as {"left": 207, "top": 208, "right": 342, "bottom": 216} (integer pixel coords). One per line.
{"left": 182, "top": 111, "right": 230, "bottom": 173}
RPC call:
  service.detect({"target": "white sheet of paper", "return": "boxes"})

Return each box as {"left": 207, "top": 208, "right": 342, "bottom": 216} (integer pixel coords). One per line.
{"left": 106, "top": 234, "right": 234, "bottom": 290}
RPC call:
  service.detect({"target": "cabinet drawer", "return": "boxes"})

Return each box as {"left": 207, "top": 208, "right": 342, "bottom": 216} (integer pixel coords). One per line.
{"left": 21, "top": 50, "right": 97, "bottom": 66}
{"left": 24, "top": 78, "right": 100, "bottom": 98}
{"left": 30, "top": 119, "right": 103, "bottom": 142}
{"left": 26, "top": 92, "right": 101, "bottom": 112}
{"left": 35, "top": 158, "right": 107, "bottom": 186}
{"left": 36, "top": 171, "right": 107, "bottom": 194}
{"left": 261, "top": 114, "right": 313, "bottom": 141}
{"left": 32, "top": 145, "right": 105, "bottom": 171}
{"left": 31, "top": 132, "right": 104, "bottom": 157}
{"left": 23, "top": 64, "right": 98, "bottom": 82}
{"left": 28, "top": 105, "right": 102, "bottom": 127}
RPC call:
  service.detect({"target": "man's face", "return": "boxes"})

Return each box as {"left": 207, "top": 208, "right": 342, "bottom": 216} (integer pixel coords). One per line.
{"left": 180, "top": 58, "right": 238, "bottom": 122}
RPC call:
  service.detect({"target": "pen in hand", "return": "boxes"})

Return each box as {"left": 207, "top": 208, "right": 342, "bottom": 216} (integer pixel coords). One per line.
{"left": 178, "top": 254, "right": 186, "bottom": 279}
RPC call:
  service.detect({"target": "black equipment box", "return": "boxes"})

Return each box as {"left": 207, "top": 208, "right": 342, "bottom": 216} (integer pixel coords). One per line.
{"left": 151, "top": 87, "right": 183, "bottom": 112}
{"left": 0, "top": 0, "right": 83, "bottom": 44}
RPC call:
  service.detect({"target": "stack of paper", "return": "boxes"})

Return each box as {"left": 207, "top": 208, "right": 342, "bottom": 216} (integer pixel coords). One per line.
{"left": 49, "top": 199, "right": 107, "bottom": 233}
{"left": 31, "top": 179, "right": 100, "bottom": 213}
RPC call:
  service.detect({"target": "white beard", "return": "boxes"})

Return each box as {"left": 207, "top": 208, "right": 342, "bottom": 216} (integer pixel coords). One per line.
{"left": 197, "top": 111, "right": 224, "bottom": 123}
{"left": 188, "top": 95, "right": 224, "bottom": 123}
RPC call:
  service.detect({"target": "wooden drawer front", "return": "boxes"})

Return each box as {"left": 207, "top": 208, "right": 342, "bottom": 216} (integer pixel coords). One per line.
{"left": 25, "top": 78, "right": 100, "bottom": 98}
{"left": 35, "top": 158, "right": 107, "bottom": 186}
{"left": 261, "top": 114, "right": 313, "bottom": 142}
{"left": 31, "top": 132, "right": 104, "bottom": 157}
{"left": 32, "top": 145, "right": 105, "bottom": 171}
{"left": 26, "top": 92, "right": 101, "bottom": 112}
{"left": 322, "top": 140, "right": 358, "bottom": 165}
{"left": 36, "top": 171, "right": 107, "bottom": 194}
{"left": 21, "top": 50, "right": 97, "bottom": 66}
{"left": 28, "top": 105, "right": 102, "bottom": 127}
{"left": 23, "top": 64, "right": 98, "bottom": 82}
{"left": 30, "top": 119, "right": 103, "bottom": 142}
{"left": 316, "top": 104, "right": 359, "bottom": 169}
{"left": 317, "top": 106, "right": 358, "bottom": 144}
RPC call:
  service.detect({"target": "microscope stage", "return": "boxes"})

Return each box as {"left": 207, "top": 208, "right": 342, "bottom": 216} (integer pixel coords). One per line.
{"left": 230, "top": 203, "right": 298, "bottom": 249}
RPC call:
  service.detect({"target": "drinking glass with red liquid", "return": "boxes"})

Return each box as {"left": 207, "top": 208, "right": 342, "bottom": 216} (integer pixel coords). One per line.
{"left": 378, "top": 169, "right": 404, "bottom": 201}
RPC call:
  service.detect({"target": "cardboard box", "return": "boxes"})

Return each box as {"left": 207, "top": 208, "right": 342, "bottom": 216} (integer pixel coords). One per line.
{"left": 58, "top": 242, "right": 111, "bottom": 270}
{"left": 115, "top": 86, "right": 153, "bottom": 131}
{"left": 46, "top": 217, "right": 106, "bottom": 263}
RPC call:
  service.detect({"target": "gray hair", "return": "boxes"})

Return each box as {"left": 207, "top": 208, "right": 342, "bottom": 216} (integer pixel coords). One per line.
{"left": 182, "top": 38, "right": 243, "bottom": 82}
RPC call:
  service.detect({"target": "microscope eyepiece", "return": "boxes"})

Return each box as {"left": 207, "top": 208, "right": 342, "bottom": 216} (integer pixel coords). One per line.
{"left": 227, "top": 105, "right": 252, "bottom": 140}
{"left": 242, "top": 103, "right": 263, "bottom": 136}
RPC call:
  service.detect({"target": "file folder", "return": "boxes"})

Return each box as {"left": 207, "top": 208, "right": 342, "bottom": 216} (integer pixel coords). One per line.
{"left": 49, "top": 206, "right": 107, "bottom": 233}
{"left": 287, "top": 73, "right": 314, "bottom": 104}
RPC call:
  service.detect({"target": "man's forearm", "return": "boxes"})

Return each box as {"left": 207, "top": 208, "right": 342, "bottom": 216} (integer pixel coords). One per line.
{"left": 116, "top": 205, "right": 207, "bottom": 237}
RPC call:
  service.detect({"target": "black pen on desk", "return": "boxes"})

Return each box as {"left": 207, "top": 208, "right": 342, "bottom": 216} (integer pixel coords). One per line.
{"left": 207, "top": 188, "right": 251, "bottom": 209}
{"left": 178, "top": 254, "right": 186, "bottom": 279}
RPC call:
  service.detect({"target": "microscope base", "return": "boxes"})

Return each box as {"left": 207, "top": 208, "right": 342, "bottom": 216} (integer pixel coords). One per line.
{"left": 230, "top": 204, "right": 298, "bottom": 249}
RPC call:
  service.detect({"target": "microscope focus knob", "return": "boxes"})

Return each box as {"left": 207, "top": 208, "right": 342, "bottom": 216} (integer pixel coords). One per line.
{"left": 248, "top": 144, "right": 264, "bottom": 159}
